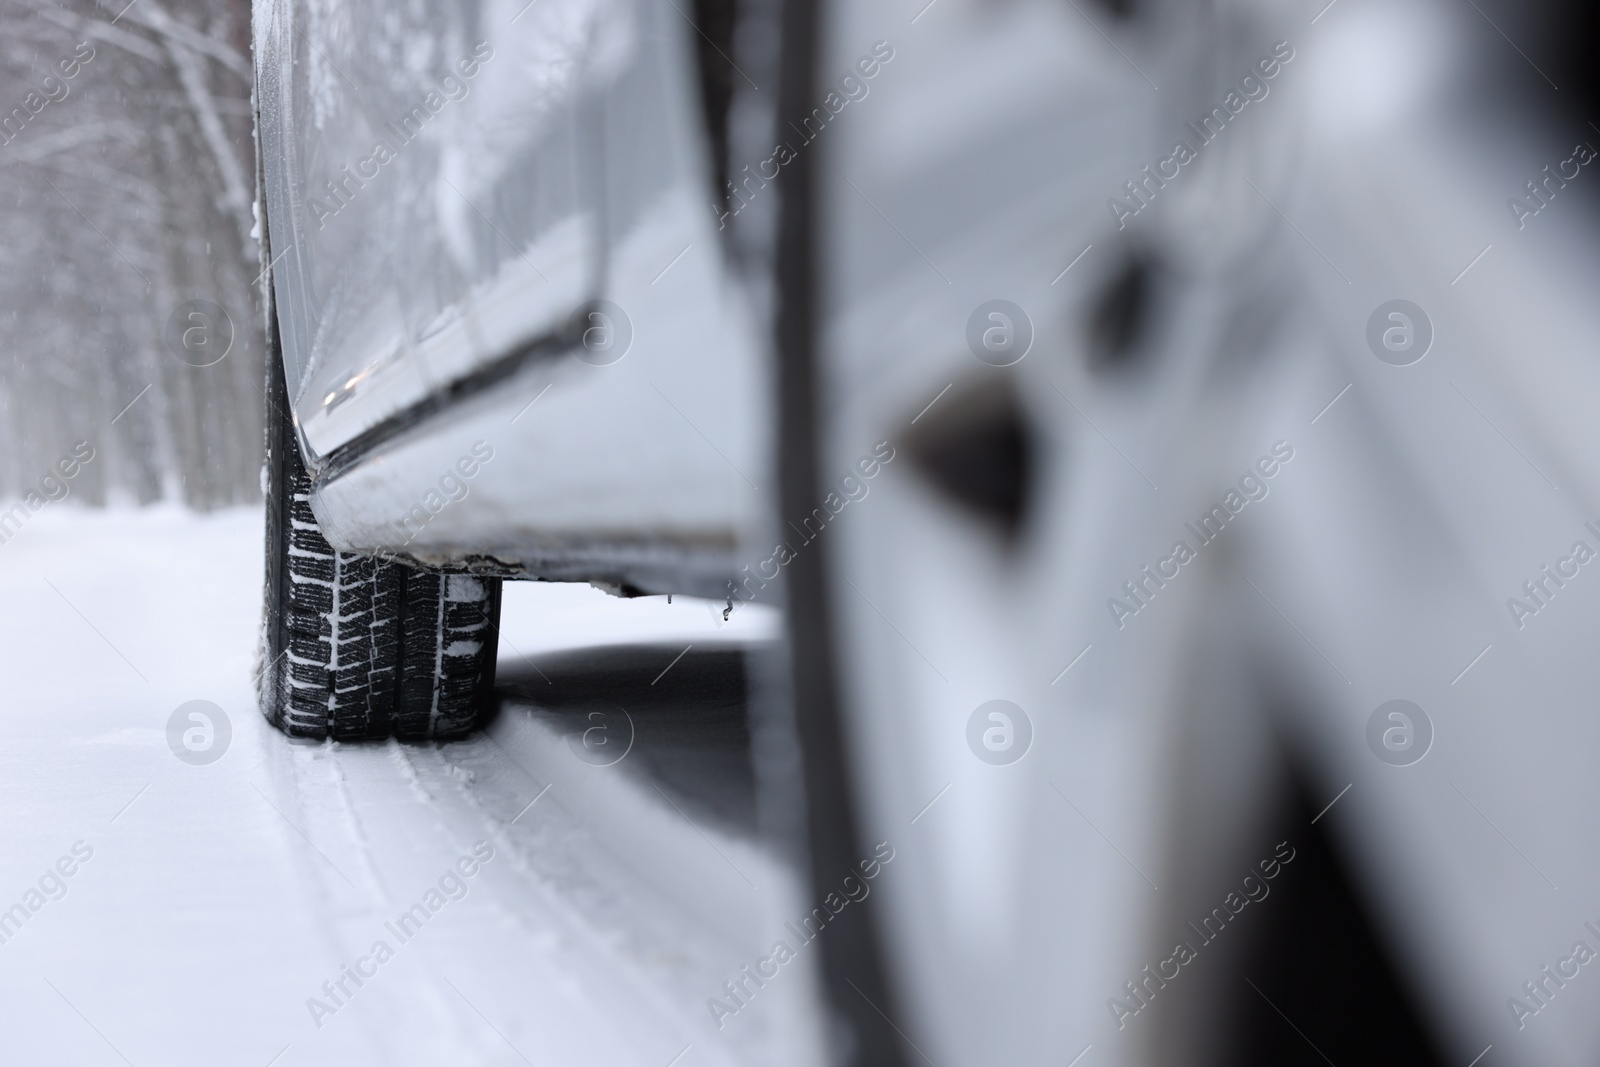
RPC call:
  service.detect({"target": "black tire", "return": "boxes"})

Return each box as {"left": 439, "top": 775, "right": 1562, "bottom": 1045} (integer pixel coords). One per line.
{"left": 769, "top": 0, "right": 907, "bottom": 1064}
{"left": 257, "top": 302, "right": 501, "bottom": 742}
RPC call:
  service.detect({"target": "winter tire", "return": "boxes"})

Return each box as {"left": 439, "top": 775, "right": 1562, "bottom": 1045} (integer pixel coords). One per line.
{"left": 257, "top": 310, "right": 501, "bottom": 741}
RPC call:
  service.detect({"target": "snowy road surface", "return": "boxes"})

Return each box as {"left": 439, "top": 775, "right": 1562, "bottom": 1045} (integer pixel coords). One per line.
{"left": 0, "top": 505, "right": 827, "bottom": 1066}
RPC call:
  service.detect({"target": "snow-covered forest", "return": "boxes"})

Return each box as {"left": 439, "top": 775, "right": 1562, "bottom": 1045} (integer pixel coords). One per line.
{"left": 0, "top": 0, "right": 262, "bottom": 509}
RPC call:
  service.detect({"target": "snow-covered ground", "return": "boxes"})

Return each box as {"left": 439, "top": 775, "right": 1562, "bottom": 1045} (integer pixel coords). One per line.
{"left": 0, "top": 504, "right": 823, "bottom": 1066}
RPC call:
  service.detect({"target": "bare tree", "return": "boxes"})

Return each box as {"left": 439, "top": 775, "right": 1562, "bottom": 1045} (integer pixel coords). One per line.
{"left": 0, "top": 0, "right": 262, "bottom": 509}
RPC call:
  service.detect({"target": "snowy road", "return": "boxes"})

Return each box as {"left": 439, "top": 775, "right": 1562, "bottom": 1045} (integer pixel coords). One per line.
{"left": 0, "top": 506, "right": 826, "bottom": 1066}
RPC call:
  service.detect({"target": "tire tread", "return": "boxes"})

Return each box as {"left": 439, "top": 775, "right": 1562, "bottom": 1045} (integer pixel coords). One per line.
{"left": 259, "top": 398, "right": 499, "bottom": 740}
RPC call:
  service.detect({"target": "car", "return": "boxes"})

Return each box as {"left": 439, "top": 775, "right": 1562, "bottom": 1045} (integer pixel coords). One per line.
{"left": 253, "top": 0, "right": 1600, "bottom": 1064}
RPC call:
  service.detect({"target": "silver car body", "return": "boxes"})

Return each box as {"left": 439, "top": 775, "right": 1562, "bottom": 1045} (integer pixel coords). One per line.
{"left": 256, "top": 0, "right": 767, "bottom": 596}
